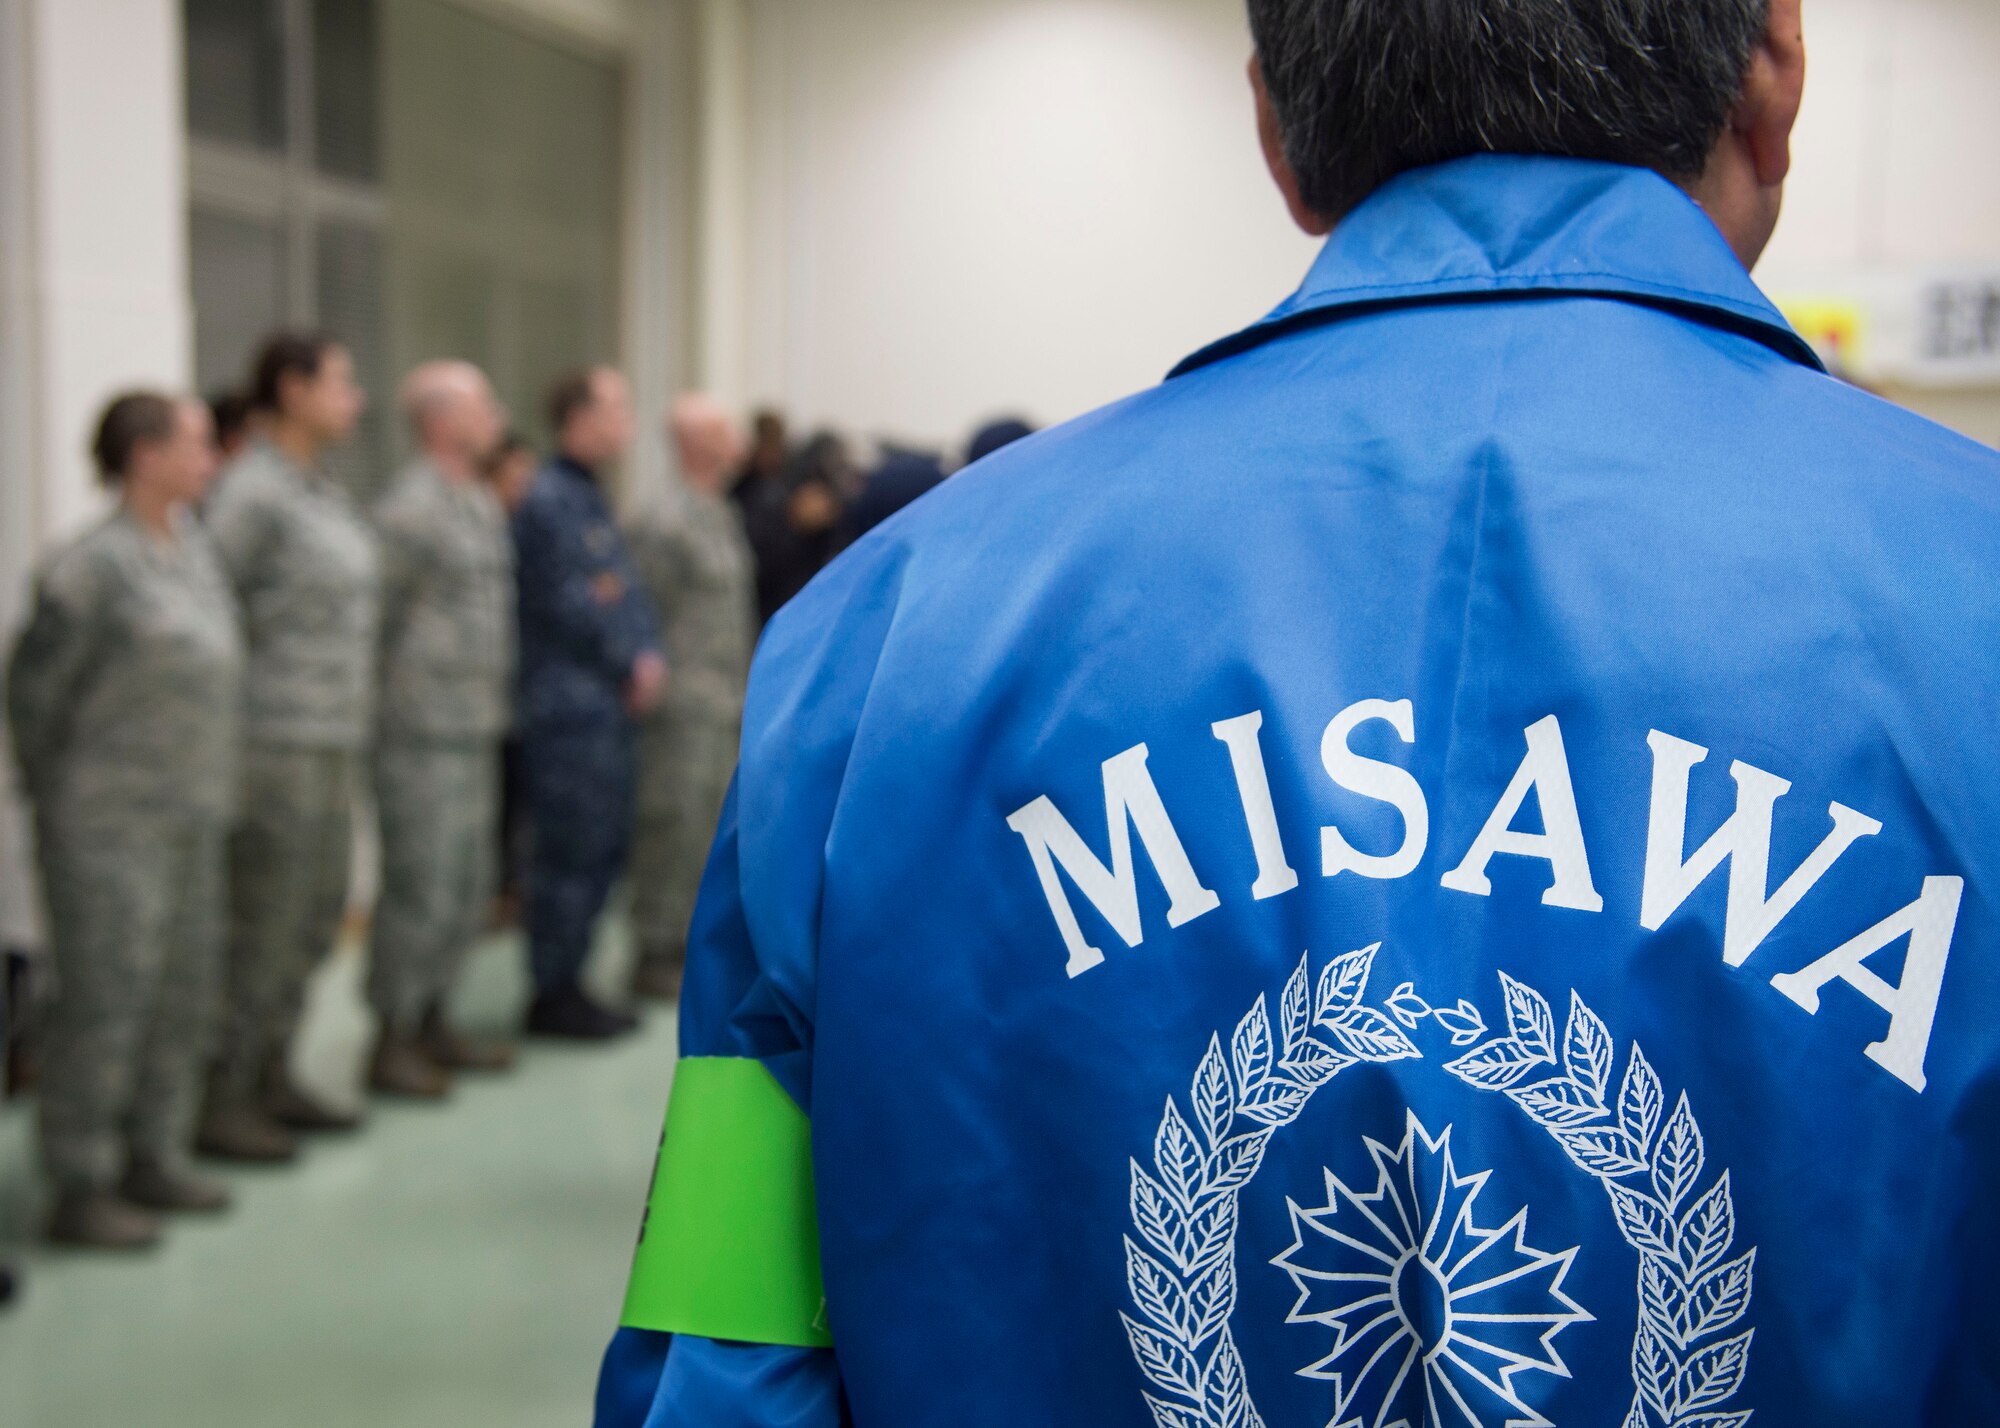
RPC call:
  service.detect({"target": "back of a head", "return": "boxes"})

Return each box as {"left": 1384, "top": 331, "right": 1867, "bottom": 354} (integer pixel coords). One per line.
{"left": 91, "top": 391, "right": 178, "bottom": 487}
{"left": 402, "top": 360, "right": 482, "bottom": 445}
{"left": 208, "top": 389, "right": 253, "bottom": 450}
{"left": 1248, "top": 0, "right": 1769, "bottom": 217}
{"left": 546, "top": 368, "right": 602, "bottom": 441}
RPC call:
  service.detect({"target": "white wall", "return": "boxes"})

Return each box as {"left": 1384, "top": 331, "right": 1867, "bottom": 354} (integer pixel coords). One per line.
{"left": 3, "top": 0, "right": 192, "bottom": 545}
{"left": 706, "top": 0, "right": 2000, "bottom": 451}
{"left": 0, "top": 0, "right": 192, "bottom": 948}
{"left": 714, "top": 0, "right": 1316, "bottom": 449}
{"left": 1760, "top": 0, "right": 2000, "bottom": 444}
{"left": 1766, "top": 0, "right": 2000, "bottom": 270}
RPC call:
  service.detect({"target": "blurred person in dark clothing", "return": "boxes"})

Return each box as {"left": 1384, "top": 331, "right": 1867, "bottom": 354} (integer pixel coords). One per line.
{"left": 0, "top": 949, "right": 14, "bottom": 1302}
{"left": 513, "top": 367, "right": 665, "bottom": 1040}
{"left": 965, "top": 416, "right": 1036, "bottom": 468}
{"left": 482, "top": 429, "right": 538, "bottom": 515}
{"left": 731, "top": 409, "right": 790, "bottom": 509}
{"left": 208, "top": 390, "right": 255, "bottom": 464}
{"left": 841, "top": 446, "right": 945, "bottom": 544}
{"left": 481, "top": 429, "right": 540, "bottom": 929}
{"left": 738, "top": 430, "right": 850, "bottom": 623}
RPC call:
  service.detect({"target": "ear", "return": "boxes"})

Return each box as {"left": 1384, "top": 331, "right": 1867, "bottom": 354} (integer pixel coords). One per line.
{"left": 1733, "top": 0, "right": 1806, "bottom": 188}
{"left": 1250, "top": 54, "right": 1335, "bottom": 237}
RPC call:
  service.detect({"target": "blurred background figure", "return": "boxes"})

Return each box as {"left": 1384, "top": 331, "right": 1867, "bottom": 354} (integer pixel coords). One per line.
{"left": 626, "top": 395, "right": 756, "bottom": 1003}
{"left": 199, "top": 333, "right": 377, "bottom": 1161}
{"left": 367, "top": 362, "right": 517, "bottom": 1100}
{"left": 964, "top": 416, "right": 1036, "bottom": 468}
{"left": 6, "top": 393, "right": 241, "bottom": 1248}
{"left": 481, "top": 430, "right": 539, "bottom": 516}
{"left": 729, "top": 409, "right": 790, "bottom": 521}
{"left": 512, "top": 368, "right": 664, "bottom": 1040}
{"left": 480, "top": 428, "right": 540, "bottom": 931}
{"left": 840, "top": 445, "right": 944, "bottom": 544}
{"left": 739, "top": 429, "right": 850, "bottom": 623}
{"left": 207, "top": 390, "right": 255, "bottom": 466}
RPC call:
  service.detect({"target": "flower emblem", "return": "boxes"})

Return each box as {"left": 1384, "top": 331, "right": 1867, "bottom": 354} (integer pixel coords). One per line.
{"left": 1272, "top": 1113, "right": 1591, "bottom": 1428}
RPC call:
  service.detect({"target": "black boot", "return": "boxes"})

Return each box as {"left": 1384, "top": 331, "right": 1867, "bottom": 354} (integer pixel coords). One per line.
{"left": 47, "top": 1191, "right": 162, "bottom": 1250}
{"left": 262, "top": 1058, "right": 363, "bottom": 1133}
{"left": 524, "top": 985, "right": 638, "bottom": 1041}
{"left": 122, "top": 1157, "right": 233, "bottom": 1213}
{"left": 630, "top": 949, "right": 683, "bottom": 1003}
{"left": 196, "top": 1075, "right": 298, "bottom": 1163}
{"left": 420, "top": 1002, "right": 516, "bottom": 1073}
{"left": 369, "top": 1028, "right": 453, "bottom": 1099}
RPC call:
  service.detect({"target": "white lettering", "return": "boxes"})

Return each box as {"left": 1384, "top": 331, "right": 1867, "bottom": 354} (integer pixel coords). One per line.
{"left": 1211, "top": 711, "right": 1300, "bottom": 901}
{"left": 1006, "top": 743, "right": 1222, "bottom": 978}
{"left": 1441, "top": 715, "right": 1603, "bottom": 912}
{"left": 1319, "top": 698, "right": 1429, "bottom": 881}
{"left": 1770, "top": 877, "right": 1963, "bottom": 1093}
{"left": 1641, "top": 731, "right": 1882, "bottom": 966}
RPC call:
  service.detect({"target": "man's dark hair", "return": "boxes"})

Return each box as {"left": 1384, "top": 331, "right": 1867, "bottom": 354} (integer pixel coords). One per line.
{"left": 208, "top": 388, "right": 253, "bottom": 445}
{"left": 248, "top": 331, "right": 339, "bottom": 413}
{"left": 1247, "top": 0, "right": 1770, "bottom": 219}
{"left": 91, "top": 391, "right": 179, "bottom": 484}
{"left": 482, "top": 429, "right": 535, "bottom": 476}
{"left": 546, "top": 368, "right": 604, "bottom": 435}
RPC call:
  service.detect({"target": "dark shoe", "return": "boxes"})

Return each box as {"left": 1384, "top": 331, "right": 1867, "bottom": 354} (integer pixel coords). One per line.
{"left": 369, "top": 1031, "right": 452, "bottom": 1099}
{"left": 0, "top": 1261, "right": 19, "bottom": 1306}
{"left": 524, "top": 986, "right": 639, "bottom": 1041}
{"left": 419, "top": 1004, "right": 516, "bottom": 1073}
{"left": 630, "top": 953, "right": 683, "bottom": 1003}
{"left": 262, "top": 1071, "right": 363, "bottom": 1133}
{"left": 195, "top": 1098, "right": 297, "bottom": 1163}
{"left": 47, "top": 1191, "right": 162, "bottom": 1250}
{"left": 122, "top": 1158, "right": 232, "bottom": 1213}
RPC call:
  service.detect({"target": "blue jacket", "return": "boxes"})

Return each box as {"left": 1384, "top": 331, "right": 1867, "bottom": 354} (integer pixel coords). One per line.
{"left": 514, "top": 455, "right": 661, "bottom": 730}
{"left": 598, "top": 156, "right": 2000, "bottom": 1427}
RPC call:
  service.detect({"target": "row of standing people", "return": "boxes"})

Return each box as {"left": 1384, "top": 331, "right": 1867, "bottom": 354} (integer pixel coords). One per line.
{"left": 3, "top": 334, "right": 758, "bottom": 1249}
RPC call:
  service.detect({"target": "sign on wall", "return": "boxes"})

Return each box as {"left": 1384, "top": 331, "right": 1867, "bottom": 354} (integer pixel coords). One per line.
{"left": 1775, "top": 268, "right": 2000, "bottom": 390}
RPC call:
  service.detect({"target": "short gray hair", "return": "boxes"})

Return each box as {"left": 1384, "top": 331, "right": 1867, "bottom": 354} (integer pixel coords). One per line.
{"left": 1248, "top": 0, "right": 1770, "bottom": 218}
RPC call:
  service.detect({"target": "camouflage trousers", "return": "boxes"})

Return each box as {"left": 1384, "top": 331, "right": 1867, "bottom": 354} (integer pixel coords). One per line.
{"left": 214, "top": 744, "right": 357, "bottom": 1098}
{"left": 368, "top": 740, "right": 498, "bottom": 1031}
{"left": 631, "top": 704, "right": 739, "bottom": 971}
{"left": 36, "top": 809, "right": 224, "bottom": 1192}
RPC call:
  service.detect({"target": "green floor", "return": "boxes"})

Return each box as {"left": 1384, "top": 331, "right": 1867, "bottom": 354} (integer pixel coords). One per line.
{"left": 0, "top": 924, "right": 676, "bottom": 1427}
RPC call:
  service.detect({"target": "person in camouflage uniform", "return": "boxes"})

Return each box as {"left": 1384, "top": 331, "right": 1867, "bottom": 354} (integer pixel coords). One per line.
{"left": 6, "top": 393, "right": 242, "bottom": 1248}
{"left": 200, "top": 333, "right": 377, "bottom": 1159}
{"left": 367, "top": 362, "right": 516, "bottom": 1097}
{"left": 626, "top": 395, "right": 757, "bottom": 1001}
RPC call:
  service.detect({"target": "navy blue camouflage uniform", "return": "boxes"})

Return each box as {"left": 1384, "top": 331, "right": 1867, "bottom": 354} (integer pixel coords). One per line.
{"left": 513, "top": 455, "right": 662, "bottom": 997}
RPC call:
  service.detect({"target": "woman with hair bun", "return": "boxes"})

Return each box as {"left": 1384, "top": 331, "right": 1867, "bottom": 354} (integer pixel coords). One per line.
{"left": 6, "top": 391, "right": 243, "bottom": 1248}
{"left": 198, "top": 331, "right": 377, "bottom": 1157}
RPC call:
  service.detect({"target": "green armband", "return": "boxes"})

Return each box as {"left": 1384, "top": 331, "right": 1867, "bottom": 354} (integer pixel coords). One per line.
{"left": 619, "top": 1056, "right": 833, "bottom": 1348}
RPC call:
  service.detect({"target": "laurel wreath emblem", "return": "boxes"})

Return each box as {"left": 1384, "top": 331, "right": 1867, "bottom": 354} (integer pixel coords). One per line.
{"left": 1442, "top": 972, "right": 1756, "bottom": 1428}
{"left": 1122, "top": 943, "right": 1419, "bottom": 1428}
{"left": 1122, "top": 948, "right": 1756, "bottom": 1428}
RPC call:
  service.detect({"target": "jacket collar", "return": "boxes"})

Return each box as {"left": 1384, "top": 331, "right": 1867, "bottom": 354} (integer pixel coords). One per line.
{"left": 551, "top": 452, "right": 604, "bottom": 489}
{"left": 1171, "top": 154, "right": 1822, "bottom": 379}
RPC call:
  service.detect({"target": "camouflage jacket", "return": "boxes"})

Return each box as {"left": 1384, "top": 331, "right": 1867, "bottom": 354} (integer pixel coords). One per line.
{"left": 6, "top": 507, "right": 244, "bottom": 820}
{"left": 627, "top": 484, "right": 756, "bottom": 720}
{"left": 374, "top": 459, "right": 514, "bottom": 744}
{"left": 205, "top": 438, "right": 380, "bottom": 749}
